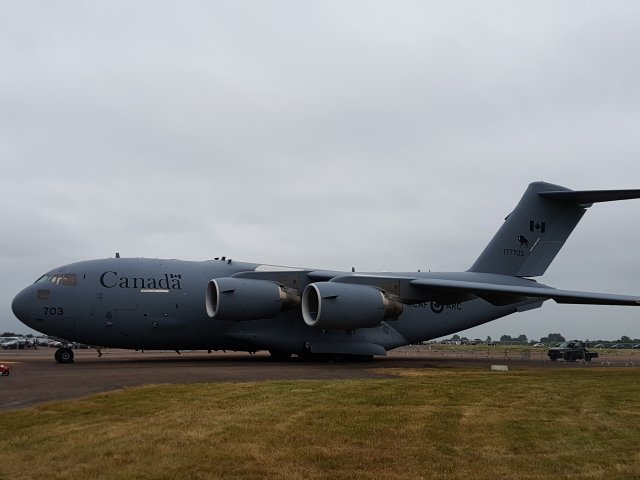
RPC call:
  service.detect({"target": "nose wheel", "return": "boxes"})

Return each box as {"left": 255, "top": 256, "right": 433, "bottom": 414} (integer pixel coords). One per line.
{"left": 55, "top": 347, "right": 74, "bottom": 363}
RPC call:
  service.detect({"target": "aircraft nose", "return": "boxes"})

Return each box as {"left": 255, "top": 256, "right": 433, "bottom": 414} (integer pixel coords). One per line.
{"left": 11, "top": 287, "right": 33, "bottom": 325}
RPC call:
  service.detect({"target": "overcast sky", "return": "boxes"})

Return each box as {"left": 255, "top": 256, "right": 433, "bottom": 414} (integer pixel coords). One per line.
{"left": 2, "top": 1, "right": 640, "bottom": 342}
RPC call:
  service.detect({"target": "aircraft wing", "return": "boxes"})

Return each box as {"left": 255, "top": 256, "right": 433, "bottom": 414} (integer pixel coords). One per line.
{"left": 231, "top": 269, "right": 640, "bottom": 307}
{"left": 409, "top": 278, "right": 640, "bottom": 306}
{"left": 233, "top": 269, "right": 342, "bottom": 283}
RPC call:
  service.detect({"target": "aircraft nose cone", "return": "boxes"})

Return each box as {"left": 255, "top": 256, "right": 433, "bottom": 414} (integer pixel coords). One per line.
{"left": 11, "top": 288, "right": 33, "bottom": 325}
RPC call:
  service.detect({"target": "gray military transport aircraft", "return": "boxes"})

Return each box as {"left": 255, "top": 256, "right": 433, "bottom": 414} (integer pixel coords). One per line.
{"left": 11, "top": 181, "right": 640, "bottom": 363}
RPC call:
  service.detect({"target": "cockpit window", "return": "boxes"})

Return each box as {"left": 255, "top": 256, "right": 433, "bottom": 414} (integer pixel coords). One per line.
{"left": 35, "top": 273, "right": 77, "bottom": 286}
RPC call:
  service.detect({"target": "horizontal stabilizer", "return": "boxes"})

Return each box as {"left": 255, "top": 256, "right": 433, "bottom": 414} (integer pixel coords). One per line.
{"left": 539, "top": 189, "right": 640, "bottom": 205}
{"left": 410, "top": 278, "right": 640, "bottom": 307}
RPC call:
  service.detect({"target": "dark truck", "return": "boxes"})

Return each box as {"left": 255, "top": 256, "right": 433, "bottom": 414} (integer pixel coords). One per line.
{"left": 548, "top": 341, "right": 599, "bottom": 362}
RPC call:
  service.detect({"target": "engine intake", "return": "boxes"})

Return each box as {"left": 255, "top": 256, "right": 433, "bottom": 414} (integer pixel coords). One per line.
{"left": 206, "top": 277, "right": 300, "bottom": 321}
{"left": 301, "top": 282, "right": 403, "bottom": 330}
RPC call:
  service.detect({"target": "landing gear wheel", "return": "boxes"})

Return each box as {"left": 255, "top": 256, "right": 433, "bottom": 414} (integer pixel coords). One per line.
{"left": 55, "top": 347, "right": 74, "bottom": 364}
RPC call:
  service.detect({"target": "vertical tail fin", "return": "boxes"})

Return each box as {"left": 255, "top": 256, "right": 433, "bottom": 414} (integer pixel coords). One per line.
{"left": 468, "top": 182, "right": 640, "bottom": 277}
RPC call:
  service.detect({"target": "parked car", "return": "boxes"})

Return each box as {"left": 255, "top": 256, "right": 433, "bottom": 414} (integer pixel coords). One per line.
{"left": 1, "top": 339, "right": 27, "bottom": 349}
{"left": 0, "top": 364, "right": 9, "bottom": 376}
{"left": 532, "top": 342, "right": 546, "bottom": 347}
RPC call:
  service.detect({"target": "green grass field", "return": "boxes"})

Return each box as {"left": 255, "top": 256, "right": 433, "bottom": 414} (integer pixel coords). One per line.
{"left": 1, "top": 367, "right": 639, "bottom": 480}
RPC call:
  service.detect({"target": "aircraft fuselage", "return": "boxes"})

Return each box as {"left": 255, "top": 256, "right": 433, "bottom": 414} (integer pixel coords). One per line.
{"left": 11, "top": 257, "right": 531, "bottom": 356}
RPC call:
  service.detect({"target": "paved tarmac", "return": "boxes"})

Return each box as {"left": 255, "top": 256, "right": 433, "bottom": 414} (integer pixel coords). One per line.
{"left": 1, "top": 347, "right": 638, "bottom": 411}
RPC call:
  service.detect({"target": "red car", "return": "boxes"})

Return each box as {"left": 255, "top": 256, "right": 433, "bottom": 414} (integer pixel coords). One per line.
{"left": 0, "top": 364, "right": 9, "bottom": 376}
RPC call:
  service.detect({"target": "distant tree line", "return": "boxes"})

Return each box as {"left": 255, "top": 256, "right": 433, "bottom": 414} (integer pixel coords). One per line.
{"left": 446, "top": 332, "right": 640, "bottom": 345}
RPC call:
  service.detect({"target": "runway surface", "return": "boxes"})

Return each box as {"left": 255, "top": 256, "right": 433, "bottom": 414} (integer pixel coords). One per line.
{"left": 1, "top": 347, "right": 638, "bottom": 411}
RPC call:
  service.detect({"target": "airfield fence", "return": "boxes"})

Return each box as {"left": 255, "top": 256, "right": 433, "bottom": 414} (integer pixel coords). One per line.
{"left": 389, "top": 344, "right": 640, "bottom": 367}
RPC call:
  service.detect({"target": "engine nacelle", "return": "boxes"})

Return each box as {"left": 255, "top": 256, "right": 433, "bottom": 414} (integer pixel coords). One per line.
{"left": 206, "top": 277, "right": 300, "bottom": 321}
{"left": 301, "top": 282, "right": 403, "bottom": 330}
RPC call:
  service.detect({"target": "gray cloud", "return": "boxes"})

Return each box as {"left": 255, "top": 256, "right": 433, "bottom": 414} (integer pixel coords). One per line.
{"left": 2, "top": 1, "right": 640, "bottom": 342}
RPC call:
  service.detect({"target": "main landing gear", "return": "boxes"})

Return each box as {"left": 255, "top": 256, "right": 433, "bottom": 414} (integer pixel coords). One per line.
{"left": 55, "top": 347, "right": 74, "bottom": 364}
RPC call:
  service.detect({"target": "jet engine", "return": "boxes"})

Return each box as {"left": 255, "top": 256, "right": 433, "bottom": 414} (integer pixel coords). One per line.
{"left": 206, "top": 277, "right": 300, "bottom": 321}
{"left": 301, "top": 282, "right": 403, "bottom": 330}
